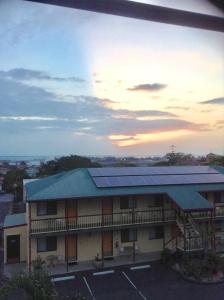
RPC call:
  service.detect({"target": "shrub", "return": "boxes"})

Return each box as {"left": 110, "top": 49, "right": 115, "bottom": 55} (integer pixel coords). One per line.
{"left": 161, "top": 248, "right": 175, "bottom": 266}
{"left": 32, "top": 256, "right": 46, "bottom": 271}
{"left": 0, "top": 270, "right": 55, "bottom": 300}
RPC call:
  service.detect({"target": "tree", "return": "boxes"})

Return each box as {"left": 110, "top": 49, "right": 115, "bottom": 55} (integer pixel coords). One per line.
{"left": 0, "top": 258, "right": 86, "bottom": 300}
{"left": 3, "top": 169, "right": 29, "bottom": 201}
{"left": 164, "top": 152, "right": 196, "bottom": 166}
{"left": 37, "top": 155, "right": 101, "bottom": 177}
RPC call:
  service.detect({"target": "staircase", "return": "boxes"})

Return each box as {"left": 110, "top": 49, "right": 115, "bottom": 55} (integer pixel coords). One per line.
{"left": 176, "top": 215, "right": 204, "bottom": 252}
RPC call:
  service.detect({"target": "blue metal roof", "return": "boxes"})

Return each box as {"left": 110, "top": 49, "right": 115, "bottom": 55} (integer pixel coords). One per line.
{"left": 3, "top": 213, "right": 26, "bottom": 228}
{"left": 25, "top": 166, "right": 224, "bottom": 211}
{"left": 167, "top": 189, "right": 213, "bottom": 211}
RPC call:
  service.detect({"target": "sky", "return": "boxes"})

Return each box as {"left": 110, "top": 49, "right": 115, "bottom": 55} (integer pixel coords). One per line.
{"left": 0, "top": 0, "right": 223, "bottom": 157}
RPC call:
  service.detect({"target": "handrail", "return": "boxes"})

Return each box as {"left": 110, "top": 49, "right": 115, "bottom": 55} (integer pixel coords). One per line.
{"left": 30, "top": 208, "right": 176, "bottom": 234}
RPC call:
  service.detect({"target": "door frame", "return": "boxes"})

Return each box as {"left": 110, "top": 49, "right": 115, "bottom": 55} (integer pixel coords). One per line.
{"left": 66, "top": 234, "right": 77, "bottom": 263}
{"left": 102, "top": 231, "right": 113, "bottom": 259}
{"left": 7, "top": 234, "right": 20, "bottom": 264}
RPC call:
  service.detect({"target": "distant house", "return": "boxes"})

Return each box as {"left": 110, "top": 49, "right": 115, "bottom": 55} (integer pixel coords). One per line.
{"left": 3, "top": 166, "right": 224, "bottom": 274}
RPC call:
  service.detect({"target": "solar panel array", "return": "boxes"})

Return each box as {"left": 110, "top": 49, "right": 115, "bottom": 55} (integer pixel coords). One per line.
{"left": 88, "top": 166, "right": 224, "bottom": 188}
{"left": 88, "top": 166, "right": 219, "bottom": 177}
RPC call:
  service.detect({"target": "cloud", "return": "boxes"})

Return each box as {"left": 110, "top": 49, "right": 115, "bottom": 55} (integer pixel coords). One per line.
{"left": 0, "top": 68, "right": 85, "bottom": 82}
{"left": 166, "top": 106, "right": 190, "bottom": 111}
{"left": 200, "top": 97, "right": 224, "bottom": 105}
{"left": 214, "top": 120, "right": 224, "bottom": 129}
{"left": 127, "top": 83, "right": 167, "bottom": 92}
{"left": 0, "top": 72, "right": 209, "bottom": 146}
{"left": 113, "top": 109, "right": 177, "bottom": 118}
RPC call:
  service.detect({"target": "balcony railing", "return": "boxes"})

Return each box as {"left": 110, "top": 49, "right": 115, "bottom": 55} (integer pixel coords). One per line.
{"left": 30, "top": 208, "right": 176, "bottom": 235}
{"left": 190, "top": 205, "right": 224, "bottom": 220}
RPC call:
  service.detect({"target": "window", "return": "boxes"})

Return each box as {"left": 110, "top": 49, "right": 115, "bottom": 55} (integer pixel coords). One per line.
{"left": 37, "top": 202, "right": 57, "bottom": 216}
{"left": 149, "top": 226, "right": 164, "bottom": 240}
{"left": 37, "top": 236, "right": 57, "bottom": 252}
{"left": 154, "top": 195, "right": 163, "bottom": 207}
{"left": 215, "top": 221, "right": 224, "bottom": 232}
{"left": 120, "top": 197, "right": 137, "bottom": 209}
{"left": 214, "top": 192, "right": 223, "bottom": 203}
{"left": 121, "top": 229, "right": 137, "bottom": 243}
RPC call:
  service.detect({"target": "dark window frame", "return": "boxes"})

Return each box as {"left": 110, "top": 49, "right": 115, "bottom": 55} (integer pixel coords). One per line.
{"left": 121, "top": 228, "right": 137, "bottom": 243}
{"left": 149, "top": 226, "right": 164, "bottom": 240}
{"left": 120, "top": 197, "right": 137, "bottom": 209}
{"left": 37, "top": 202, "right": 57, "bottom": 216}
{"left": 37, "top": 236, "right": 57, "bottom": 252}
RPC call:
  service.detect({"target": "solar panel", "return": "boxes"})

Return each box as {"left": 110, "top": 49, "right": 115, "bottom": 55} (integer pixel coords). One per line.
{"left": 88, "top": 166, "right": 218, "bottom": 177}
{"left": 92, "top": 173, "right": 224, "bottom": 188}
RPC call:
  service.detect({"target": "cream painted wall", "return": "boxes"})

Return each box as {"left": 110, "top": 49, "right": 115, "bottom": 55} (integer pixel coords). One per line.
{"left": 30, "top": 201, "right": 65, "bottom": 220}
{"left": 113, "top": 226, "right": 170, "bottom": 257}
{"left": 77, "top": 232, "right": 101, "bottom": 261}
{"left": 77, "top": 198, "right": 101, "bottom": 216}
{"left": 30, "top": 235, "right": 65, "bottom": 263}
{"left": 4, "top": 225, "right": 27, "bottom": 264}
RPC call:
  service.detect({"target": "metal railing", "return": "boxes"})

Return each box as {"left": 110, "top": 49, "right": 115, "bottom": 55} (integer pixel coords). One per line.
{"left": 30, "top": 208, "right": 176, "bottom": 234}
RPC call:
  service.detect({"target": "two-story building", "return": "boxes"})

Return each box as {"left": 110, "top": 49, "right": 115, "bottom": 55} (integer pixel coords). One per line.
{"left": 3, "top": 166, "right": 224, "bottom": 274}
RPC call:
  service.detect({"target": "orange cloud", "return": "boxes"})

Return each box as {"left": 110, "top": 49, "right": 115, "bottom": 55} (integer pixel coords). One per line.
{"left": 109, "top": 129, "right": 196, "bottom": 147}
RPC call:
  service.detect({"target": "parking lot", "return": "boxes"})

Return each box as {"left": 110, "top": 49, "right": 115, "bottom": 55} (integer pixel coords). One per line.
{"left": 53, "top": 261, "right": 224, "bottom": 300}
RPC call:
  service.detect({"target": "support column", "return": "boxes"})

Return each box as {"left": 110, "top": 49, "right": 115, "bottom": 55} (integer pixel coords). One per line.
{"left": 28, "top": 202, "right": 31, "bottom": 273}
{"left": 65, "top": 200, "right": 69, "bottom": 272}
{"left": 132, "top": 199, "right": 136, "bottom": 263}
{"left": 183, "top": 213, "right": 186, "bottom": 252}
{"left": 211, "top": 209, "right": 216, "bottom": 253}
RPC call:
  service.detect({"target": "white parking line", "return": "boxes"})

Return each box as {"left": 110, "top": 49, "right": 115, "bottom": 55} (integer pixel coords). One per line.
{"left": 83, "top": 276, "right": 95, "bottom": 300}
{"left": 130, "top": 265, "right": 151, "bottom": 271}
{"left": 51, "top": 275, "right": 75, "bottom": 282}
{"left": 93, "top": 270, "right": 114, "bottom": 276}
{"left": 122, "top": 271, "right": 148, "bottom": 300}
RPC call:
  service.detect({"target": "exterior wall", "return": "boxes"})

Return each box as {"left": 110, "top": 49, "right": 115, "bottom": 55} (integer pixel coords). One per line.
{"left": 30, "top": 201, "right": 65, "bottom": 220}
{"left": 113, "top": 194, "right": 171, "bottom": 214}
{"left": 77, "top": 198, "right": 101, "bottom": 216}
{"left": 30, "top": 235, "right": 65, "bottom": 263}
{"left": 4, "top": 225, "right": 27, "bottom": 264}
{"left": 77, "top": 232, "right": 101, "bottom": 261}
{"left": 113, "top": 225, "right": 171, "bottom": 257}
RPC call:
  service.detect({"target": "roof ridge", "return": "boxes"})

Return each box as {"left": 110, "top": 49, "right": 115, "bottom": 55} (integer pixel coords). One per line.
{"left": 27, "top": 168, "right": 82, "bottom": 199}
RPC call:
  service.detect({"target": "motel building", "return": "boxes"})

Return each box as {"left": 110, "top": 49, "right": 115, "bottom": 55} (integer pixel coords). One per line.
{"left": 3, "top": 166, "right": 224, "bottom": 275}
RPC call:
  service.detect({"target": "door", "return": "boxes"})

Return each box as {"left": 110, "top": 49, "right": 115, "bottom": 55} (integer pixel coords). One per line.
{"left": 66, "top": 200, "right": 77, "bottom": 229}
{"left": 102, "top": 231, "right": 113, "bottom": 258}
{"left": 7, "top": 235, "right": 20, "bottom": 263}
{"left": 102, "top": 198, "right": 113, "bottom": 225}
{"left": 67, "top": 235, "right": 77, "bottom": 262}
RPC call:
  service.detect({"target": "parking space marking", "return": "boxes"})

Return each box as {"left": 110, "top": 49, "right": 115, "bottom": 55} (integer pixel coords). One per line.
{"left": 130, "top": 265, "right": 151, "bottom": 271}
{"left": 122, "top": 271, "right": 148, "bottom": 300}
{"left": 51, "top": 275, "right": 75, "bottom": 282}
{"left": 93, "top": 270, "right": 114, "bottom": 276}
{"left": 83, "top": 276, "right": 95, "bottom": 300}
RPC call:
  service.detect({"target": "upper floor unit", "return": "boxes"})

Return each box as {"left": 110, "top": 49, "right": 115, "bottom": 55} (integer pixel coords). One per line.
{"left": 23, "top": 166, "right": 224, "bottom": 236}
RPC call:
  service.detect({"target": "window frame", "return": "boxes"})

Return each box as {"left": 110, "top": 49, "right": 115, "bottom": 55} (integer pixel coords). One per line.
{"left": 120, "top": 197, "right": 137, "bottom": 209}
{"left": 121, "top": 228, "right": 137, "bottom": 243}
{"left": 149, "top": 226, "right": 164, "bottom": 240}
{"left": 37, "top": 236, "right": 57, "bottom": 252}
{"left": 37, "top": 201, "right": 57, "bottom": 216}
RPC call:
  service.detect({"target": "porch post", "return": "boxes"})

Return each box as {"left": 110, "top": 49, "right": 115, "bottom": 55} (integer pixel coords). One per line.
{"left": 28, "top": 202, "right": 31, "bottom": 273}
{"left": 101, "top": 199, "right": 104, "bottom": 267}
{"left": 65, "top": 200, "right": 69, "bottom": 272}
{"left": 183, "top": 212, "right": 186, "bottom": 252}
{"left": 211, "top": 209, "right": 216, "bottom": 252}
{"left": 132, "top": 198, "right": 136, "bottom": 263}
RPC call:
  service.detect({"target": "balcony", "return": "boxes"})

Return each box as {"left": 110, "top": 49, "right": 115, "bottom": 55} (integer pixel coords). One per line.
{"left": 190, "top": 205, "right": 224, "bottom": 220}
{"left": 30, "top": 208, "right": 176, "bottom": 235}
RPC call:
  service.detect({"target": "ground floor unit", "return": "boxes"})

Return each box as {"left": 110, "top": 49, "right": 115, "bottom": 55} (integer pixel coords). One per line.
{"left": 3, "top": 212, "right": 224, "bottom": 276}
